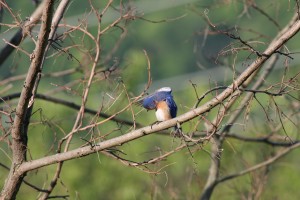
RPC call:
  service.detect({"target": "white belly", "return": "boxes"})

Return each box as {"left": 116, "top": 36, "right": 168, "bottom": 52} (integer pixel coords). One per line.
{"left": 155, "top": 108, "right": 168, "bottom": 121}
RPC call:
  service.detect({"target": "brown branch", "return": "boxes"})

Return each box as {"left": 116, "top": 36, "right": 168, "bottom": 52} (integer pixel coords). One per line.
{"left": 105, "top": 143, "right": 187, "bottom": 169}
{"left": 200, "top": 41, "right": 281, "bottom": 200}
{"left": 4, "top": 92, "right": 138, "bottom": 128}
{"left": 201, "top": 143, "right": 300, "bottom": 198}
{"left": 35, "top": 93, "right": 137, "bottom": 126}
{"left": 217, "top": 142, "right": 300, "bottom": 184}
{"left": 227, "top": 133, "right": 300, "bottom": 147}
{"left": 34, "top": 1, "right": 76, "bottom": 199}
{"left": 250, "top": 2, "right": 281, "bottom": 30}
{"left": 39, "top": 0, "right": 118, "bottom": 199}
{"left": 0, "top": 163, "right": 49, "bottom": 193}
{"left": 9, "top": 15, "right": 300, "bottom": 176}
{"left": 0, "top": 0, "right": 46, "bottom": 66}
{"left": 0, "top": 0, "right": 54, "bottom": 199}
{"left": 0, "top": 68, "right": 78, "bottom": 87}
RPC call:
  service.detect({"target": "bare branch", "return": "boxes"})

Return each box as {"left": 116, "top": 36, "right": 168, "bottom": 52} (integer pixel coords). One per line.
{"left": 0, "top": 0, "right": 54, "bottom": 199}
{"left": 0, "top": 0, "right": 46, "bottom": 66}
{"left": 217, "top": 142, "right": 300, "bottom": 184}
{"left": 6, "top": 15, "right": 298, "bottom": 176}
{"left": 227, "top": 133, "right": 300, "bottom": 146}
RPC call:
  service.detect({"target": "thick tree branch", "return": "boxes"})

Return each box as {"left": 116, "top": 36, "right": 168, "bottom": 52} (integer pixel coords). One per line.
{"left": 11, "top": 16, "right": 300, "bottom": 175}
{"left": 32, "top": 1, "right": 73, "bottom": 199}
{"left": 0, "top": 0, "right": 54, "bottom": 199}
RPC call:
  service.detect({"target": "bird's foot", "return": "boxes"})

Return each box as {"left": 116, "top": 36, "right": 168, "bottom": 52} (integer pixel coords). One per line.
{"left": 171, "top": 122, "right": 182, "bottom": 137}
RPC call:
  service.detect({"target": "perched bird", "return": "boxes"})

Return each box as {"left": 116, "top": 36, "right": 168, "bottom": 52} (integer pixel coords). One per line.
{"left": 140, "top": 87, "right": 181, "bottom": 134}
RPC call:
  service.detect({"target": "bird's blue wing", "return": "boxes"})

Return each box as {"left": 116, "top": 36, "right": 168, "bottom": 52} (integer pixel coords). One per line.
{"left": 165, "top": 96, "right": 177, "bottom": 118}
{"left": 142, "top": 91, "right": 171, "bottom": 110}
{"left": 142, "top": 96, "right": 156, "bottom": 110}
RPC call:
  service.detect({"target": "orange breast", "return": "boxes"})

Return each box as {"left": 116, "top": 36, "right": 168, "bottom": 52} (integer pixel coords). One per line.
{"left": 156, "top": 101, "right": 169, "bottom": 110}
{"left": 156, "top": 101, "right": 172, "bottom": 121}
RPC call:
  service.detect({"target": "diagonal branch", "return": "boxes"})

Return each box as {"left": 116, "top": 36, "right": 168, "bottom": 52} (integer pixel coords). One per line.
{"left": 200, "top": 48, "right": 279, "bottom": 200}
{"left": 200, "top": 12, "right": 300, "bottom": 200}
{"left": 15, "top": 15, "right": 300, "bottom": 175}
{"left": 1, "top": 92, "right": 138, "bottom": 127}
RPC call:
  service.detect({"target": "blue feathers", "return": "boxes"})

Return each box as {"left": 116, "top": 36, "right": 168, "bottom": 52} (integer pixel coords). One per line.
{"left": 141, "top": 87, "right": 177, "bottom": 120}
{"left": 165, "top": 96, "right": 177, "bottom": 118}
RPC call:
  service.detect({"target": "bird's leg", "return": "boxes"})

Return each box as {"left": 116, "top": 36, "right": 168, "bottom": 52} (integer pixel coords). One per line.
{"left": 171, "top": 121, "right": 182, "bottom": 137}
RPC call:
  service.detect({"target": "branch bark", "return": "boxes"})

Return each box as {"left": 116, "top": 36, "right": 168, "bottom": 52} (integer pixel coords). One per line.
{"left": 0, "top": 0, "right": 54, "bottom": 199}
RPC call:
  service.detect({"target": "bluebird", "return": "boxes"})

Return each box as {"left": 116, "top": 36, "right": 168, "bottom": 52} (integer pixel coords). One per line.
{"left": 140, "top": 87, "right": 181, "bottom": 134}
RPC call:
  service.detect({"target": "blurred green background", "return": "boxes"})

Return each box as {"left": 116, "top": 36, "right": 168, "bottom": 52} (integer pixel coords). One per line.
{"left": 1, "top": 0, "right": 300, "bottom": 199}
